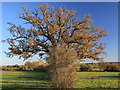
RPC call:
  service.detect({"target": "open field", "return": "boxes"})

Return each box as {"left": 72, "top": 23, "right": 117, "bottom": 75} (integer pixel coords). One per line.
{"left": 75, "top": 72, "right": 119, "bottom": 88}
{"left": 0, "top": 71, "right": 119, "bottom": 89}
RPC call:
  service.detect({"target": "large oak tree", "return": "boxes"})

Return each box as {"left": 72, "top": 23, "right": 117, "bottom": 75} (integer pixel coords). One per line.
{"left": 3, "top": 3, "right": 108, "bottom": 88}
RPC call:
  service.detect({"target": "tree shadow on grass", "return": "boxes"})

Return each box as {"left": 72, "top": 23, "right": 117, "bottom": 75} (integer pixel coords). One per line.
{"left": 17, "top": 75, "right": 51, "bottom": 81}
{"left": 17, "top": 72, "right": 51, "bottom": 81}
{"left": 2, "top": 84, "right": 48, "bottom": 89}
{"left": 2, "top": 71, "right": 52, "bottom": 88}
{"left": 78, "top": 71, "right": 105, "bottom": 72}
{"left": 98, "top": 76, "right": 120, "bottom": 79}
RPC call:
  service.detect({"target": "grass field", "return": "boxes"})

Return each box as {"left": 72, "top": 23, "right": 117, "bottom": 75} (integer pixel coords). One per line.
{"left": 1, "top": 71, "right": 119, "bottom": 89}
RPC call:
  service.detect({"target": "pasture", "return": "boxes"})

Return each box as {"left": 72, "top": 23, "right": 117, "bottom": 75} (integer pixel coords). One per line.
{"left": 1, "top": 71, "right": 119, "bottom": 89}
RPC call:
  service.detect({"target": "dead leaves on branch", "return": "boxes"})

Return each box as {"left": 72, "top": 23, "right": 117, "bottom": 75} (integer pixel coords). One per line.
{"left": 4, "top": 3, "right": 108, "bottom": 62}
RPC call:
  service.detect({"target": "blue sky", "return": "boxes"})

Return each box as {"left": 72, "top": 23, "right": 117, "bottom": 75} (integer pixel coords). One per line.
{"left": 2, "top": 2, "right": 118, "bottom": 65}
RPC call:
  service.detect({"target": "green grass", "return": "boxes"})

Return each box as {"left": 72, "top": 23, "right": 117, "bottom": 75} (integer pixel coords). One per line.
{"left": 1, "top": 70, "right": 119, "bottom": 88}
{"left": 75, "top": 72, "right": 119, "bottom": 88}
{"left": 1, "top": 71, "right": 51, "bottom": 88}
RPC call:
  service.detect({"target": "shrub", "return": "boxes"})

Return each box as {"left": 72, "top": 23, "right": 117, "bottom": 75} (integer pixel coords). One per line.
{"left": 76, "top": 66, "right": 80, "bottom": 72}
{"left": 13, "top": 64, "right": 20, "bottom": 67}
{"left": 79, "top": 64, "right": 92, "bottom": 71}
{"left": 25, "top": 61, "right": 45, "bottom": 70}
{"left": 18, "top": 66, "right": 27, "bottom": 71}
{"left": 34, "top": 65, "right": 49, "bottom": 72}
{"left": 104, "top": 64, "right": 120, "bottom": 72}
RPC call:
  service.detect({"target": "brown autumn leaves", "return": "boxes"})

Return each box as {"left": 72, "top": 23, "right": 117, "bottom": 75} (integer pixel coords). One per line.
{"left": 3, "top": 3, "right": 108, "bottom": 88}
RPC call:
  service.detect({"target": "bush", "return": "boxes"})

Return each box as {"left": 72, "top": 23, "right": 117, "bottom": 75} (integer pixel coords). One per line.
{"left": 79, "top": 64, "right": 92, "bottom": 71}
{"left": 18, "top": 66, "right": 26, "bottom": 71}
{"left": 13, "top": 64, "right": 20, "bottom": 67}
{"left": 104, "top": 65, "right": 120, "bottom": 72}
{"left": 34, "top": 65, "right": 49, "bottom": 72}
{"left": 25, "top": 61, "right": 45, "bottom": 70}
{"left": 76, "top": 66, "right": 80, "bottom": 72}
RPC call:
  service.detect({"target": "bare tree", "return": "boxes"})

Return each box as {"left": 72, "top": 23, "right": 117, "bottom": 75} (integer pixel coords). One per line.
{"left": 3, "top": 3, "right": 108, "bottom": 88}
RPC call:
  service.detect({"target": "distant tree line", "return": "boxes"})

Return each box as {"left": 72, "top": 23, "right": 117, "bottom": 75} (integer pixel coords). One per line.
{"left": 77, "top": 62, "right": 120, "bottom": 72}
{"left": 1, "top": 61, "right": 120, "bottom": 72}
{"left": 2, "top": 60, "right": 48, "bottom": 72}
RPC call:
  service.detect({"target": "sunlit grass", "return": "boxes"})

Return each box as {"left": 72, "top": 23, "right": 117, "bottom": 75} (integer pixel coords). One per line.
{"left": 75, "top": 72, "right": 119, "bottom": 88}
{"left": 2, "top": 71, "right": 119, "bottom": 88}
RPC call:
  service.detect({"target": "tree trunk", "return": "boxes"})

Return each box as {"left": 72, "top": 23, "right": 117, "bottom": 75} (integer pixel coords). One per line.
{"left": 48, "top": 45, "right": 78, "bottom": 88}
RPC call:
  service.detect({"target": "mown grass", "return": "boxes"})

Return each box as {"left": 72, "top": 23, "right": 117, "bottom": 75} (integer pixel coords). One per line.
{"left": 1, "top": 71, "right": 119, "bottom": 88}
{"left": 1, "top": 71, "right": 51, "bottom": 88}
{"left": 75, "top": 71, "right": 119, "bottom": 88}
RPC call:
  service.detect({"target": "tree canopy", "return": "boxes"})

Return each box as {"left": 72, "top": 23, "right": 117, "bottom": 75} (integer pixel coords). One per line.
{"left": 3, "top": 3, "right": 108, "bottom": 88}
{"left": 4, "top": 3, "right": 108, "bottom": 62}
